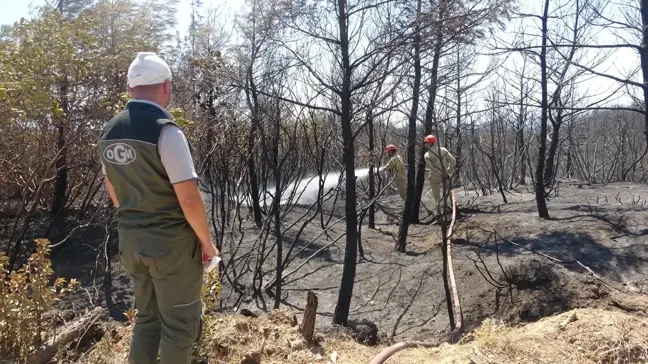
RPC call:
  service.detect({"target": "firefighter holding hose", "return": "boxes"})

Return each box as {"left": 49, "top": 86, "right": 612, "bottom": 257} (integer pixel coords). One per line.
{"left": 423, "top": 135, "right": 456, "bottom": 214}
{"left": 379, "top": 144, "right": 407, "bottom": 200}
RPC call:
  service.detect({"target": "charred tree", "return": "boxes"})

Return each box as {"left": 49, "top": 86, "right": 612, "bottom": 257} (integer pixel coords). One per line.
{"left": 396, "top": 0, "right": 422, "bottom": 253}
{"left": 368, "top": 109, "right": 376, "bottom": 229}
{"left": 641, "top": 0, "right": 648, "bottom": 149}
{"left": 544, "top": 111, "right": 563, "bottom": 187}
{"left": 245, "top": 52, "right": 264, "bottom": 228}
{"left": 333, "top": 0, "right": 359, "bottom": 326}
{"left": 51, "top": 2, "right": 71, "bottom": 218}
{"left": 272, "top": 104, "right": 282, "bottom": 309}
{"left": 535, "top": 0, "right": 550, "bottom": 219}
{"left": 412, "top": 0, "right": 445, "bottom": 223}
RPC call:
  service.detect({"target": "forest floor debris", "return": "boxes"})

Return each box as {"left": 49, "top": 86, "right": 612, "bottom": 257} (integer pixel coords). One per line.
{"left": 48, "top": 182, "right": 648, "bottom": 342}
{"left": 78, "top": 306, "right": 648, "bottom": 363}
{"left": 40, "top": 182, "right": 648, "bottom": 363}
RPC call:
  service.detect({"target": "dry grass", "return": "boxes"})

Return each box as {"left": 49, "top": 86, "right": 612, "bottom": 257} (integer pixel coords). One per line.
{"left": 448, "top": 307, "right": 648, "bottom": 364}
{"left": 198, "top": 310, "right": 316, "bottom": 363}
{"left": 79, "top": 307, "right": 648, "bottom": 364}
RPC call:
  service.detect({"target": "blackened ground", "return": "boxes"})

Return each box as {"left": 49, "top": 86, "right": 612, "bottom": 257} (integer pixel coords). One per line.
{"left": 46, "top": 181, "right": 648, "bottom": 342}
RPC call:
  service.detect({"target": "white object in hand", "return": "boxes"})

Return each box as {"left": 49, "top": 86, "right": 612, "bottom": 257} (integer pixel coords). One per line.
{"left": 203, "top": 257, "right": 221, "bottom": 274}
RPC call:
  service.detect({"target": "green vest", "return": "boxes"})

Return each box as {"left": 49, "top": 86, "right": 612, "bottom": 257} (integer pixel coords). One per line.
{"left": 98, "top": 101, "right": 196, "bottom": 256}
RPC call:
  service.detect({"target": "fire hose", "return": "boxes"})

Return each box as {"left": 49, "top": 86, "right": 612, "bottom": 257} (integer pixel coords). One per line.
{"left": 369, "top": 190, "right": 462, "bottom": 364}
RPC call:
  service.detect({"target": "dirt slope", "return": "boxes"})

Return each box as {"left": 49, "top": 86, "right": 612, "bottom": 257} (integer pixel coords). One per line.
{"left": 80, "top": 306, "right": 648, "bottom": 364}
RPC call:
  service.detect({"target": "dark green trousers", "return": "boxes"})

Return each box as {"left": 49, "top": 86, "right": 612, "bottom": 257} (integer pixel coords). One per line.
{"left": 120, "top": 240, "right": 203, "bottom": 364}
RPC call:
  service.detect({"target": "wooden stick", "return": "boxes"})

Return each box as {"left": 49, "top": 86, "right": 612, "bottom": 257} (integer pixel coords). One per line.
{"left": 300, "top": 291, "right": 318, "bottom": 342}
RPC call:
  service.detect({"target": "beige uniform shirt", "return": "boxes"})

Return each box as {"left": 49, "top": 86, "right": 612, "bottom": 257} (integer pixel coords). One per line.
{"left": 385, "top": 155, "right": 406, "bottom": 181}
{"left": 424, "top": 146, "right": 456, "bottom": 180}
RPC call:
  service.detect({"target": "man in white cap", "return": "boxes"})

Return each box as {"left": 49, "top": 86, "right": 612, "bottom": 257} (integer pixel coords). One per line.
{"left": 98, "top": 52, "right": 219, "bottom": 364}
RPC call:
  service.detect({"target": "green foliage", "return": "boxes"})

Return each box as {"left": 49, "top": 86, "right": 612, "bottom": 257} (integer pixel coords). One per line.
{"left": 201, "top": 268, "right": 222, "bottom": 312}
{"left": 0, "top": 0, "right": 184, "bottom": 208}
{"left": 0, "top": 239, "right": 80, "bottom": 362}
{"left": 170, "top": 108, "right": 195, "bottom": 127}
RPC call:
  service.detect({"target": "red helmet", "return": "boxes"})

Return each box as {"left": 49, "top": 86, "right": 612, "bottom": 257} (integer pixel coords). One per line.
{"left": 385, "top": 144, "right": 397, "bottom": 153}
{"left": 424, "top": 135, "right": 437, "bottom": 144}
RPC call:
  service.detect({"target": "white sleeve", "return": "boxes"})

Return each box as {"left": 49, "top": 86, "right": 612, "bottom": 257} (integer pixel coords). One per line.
{"left": 101, "top": 161, "right": 107, "bottom": 175}
{"left": 158, "top": 124, "right": 198, "bottom": 184}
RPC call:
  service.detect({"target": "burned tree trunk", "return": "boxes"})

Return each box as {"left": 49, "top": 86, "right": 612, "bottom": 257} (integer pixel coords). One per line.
{"left": 535, "top": 0, "right": 550, "bottom": 219}
{"left": 455, "top": 54, "right": 462, "bottom": 187}
{"left": 516, "top": 78, "right": 528, "bottom": 185}
{"left": 396, "top": 0, "right": 423, "bottom": 253}
{"left": 516, "top": 122, "right": 527, "bottom": 185}
{"left": 544, "top": 114, "right": 562, "bottom": 187}
{"left": 641, "top": 0, "right": 648, "bottom": 149}
{"left": 51, "top": 79, "right": 69, "bottom": 218}
{"left": 272, "top": 105, "right": 283, "bottom": 309}
{"left": 368, "top": 109, "right": 376, "bottom": 229}
{"left": 412, "top": 0, "right": 445, "bottom": 223}
{"left": 333, "top": 0, "right": 359, "bottom": 326}
{"left": 245, "top": 67, "right": 264, "bottom": 228}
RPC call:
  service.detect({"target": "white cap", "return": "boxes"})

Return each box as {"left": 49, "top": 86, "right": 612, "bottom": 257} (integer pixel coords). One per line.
{"left": 127, "top": 52, "right": 172, "bottom": 87}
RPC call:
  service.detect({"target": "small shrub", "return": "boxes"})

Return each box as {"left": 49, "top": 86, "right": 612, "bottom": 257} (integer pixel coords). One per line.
{"left": 201, "top": 267, "right": 222, "bottom": 313}
{"left": 502, "top": 260, "right": 556, "bottom": 290}
{"left": 0, "top": 238, "right": 80, "bottom": 361}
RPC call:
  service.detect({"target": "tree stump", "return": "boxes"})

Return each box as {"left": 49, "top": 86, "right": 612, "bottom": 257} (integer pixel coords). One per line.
{"left": 300, "top": 291, "right": 318, "bottom": 342}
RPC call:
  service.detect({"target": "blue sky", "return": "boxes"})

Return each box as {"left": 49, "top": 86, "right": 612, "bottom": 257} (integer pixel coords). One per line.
{"left": 0, "top": 0, "right": 34, "bottom": 26}
{"left": 0, "top": 0, "right": 638, "bottom": 108}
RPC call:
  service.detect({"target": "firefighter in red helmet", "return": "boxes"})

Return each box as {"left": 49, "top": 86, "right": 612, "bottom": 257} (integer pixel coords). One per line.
{"left": 424, "top": 135, "right": 456, "bottom": 213}
{"left": 379, "top": 144, "right": 406, "bottom": 200}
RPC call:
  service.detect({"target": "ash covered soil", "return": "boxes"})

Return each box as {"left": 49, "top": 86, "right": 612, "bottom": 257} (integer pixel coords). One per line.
{"left": 50, "top": 181, "right": 648, "bottom": 342}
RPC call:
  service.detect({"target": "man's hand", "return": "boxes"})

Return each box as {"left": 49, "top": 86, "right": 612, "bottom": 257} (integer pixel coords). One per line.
{"left": 201, "top": 241, "right": 219, "bottom": 263}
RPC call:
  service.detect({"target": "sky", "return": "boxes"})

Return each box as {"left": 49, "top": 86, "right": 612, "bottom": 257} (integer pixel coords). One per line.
{"left": 0, "top": 0, "right": 243, "bottom": 32}
{"left": 0, "top": 0, "right": 33, "bottom": 26}
{"left": 0, "top": 0, "right": 640, "bottom": 109}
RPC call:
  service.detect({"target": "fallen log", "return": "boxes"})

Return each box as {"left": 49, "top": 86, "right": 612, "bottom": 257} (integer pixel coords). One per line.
{"left": 27, "top": 307, "right": 107, "bottom": 364}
